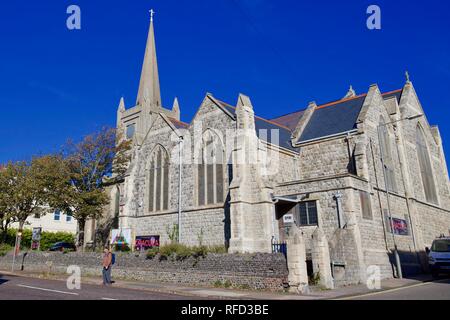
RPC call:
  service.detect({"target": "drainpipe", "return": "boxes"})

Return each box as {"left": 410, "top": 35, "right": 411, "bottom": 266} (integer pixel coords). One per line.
{"left": 178, "top": 136, "right": 183, "bottom": 243}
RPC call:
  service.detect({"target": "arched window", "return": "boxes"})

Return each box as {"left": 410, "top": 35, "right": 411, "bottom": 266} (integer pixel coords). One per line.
{"left": 198, "top": 130, "right": 225, "bottom": 206}
{"left": 148, "top": 145, "right": 169, "bottom": 212}
{"left": 416, "top": 126, "right": 438, "bottom": 204}
{"left": 379, "top": 118, "right": 397, "bottom": 193}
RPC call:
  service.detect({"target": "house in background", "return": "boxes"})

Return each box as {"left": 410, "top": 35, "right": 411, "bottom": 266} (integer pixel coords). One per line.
{"left": 11, "top": 208, "right": 77, "bottom": 234}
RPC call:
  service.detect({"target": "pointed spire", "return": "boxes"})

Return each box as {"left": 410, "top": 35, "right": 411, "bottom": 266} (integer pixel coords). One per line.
{"left": 136, "top": 11, "right": 162, "bottom": 109}
{"left": 118, "top": 97, "right": 125, "bottom": 112}
{"left": 344, "top": 85, "right": 356, "bottom": 99}
{"left": 172, "top": 97, "right": 180, "bottom": 112}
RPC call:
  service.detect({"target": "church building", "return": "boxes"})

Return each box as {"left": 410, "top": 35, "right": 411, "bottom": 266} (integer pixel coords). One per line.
{"left": 94, "top": 15, "right": 450, "bottom": 286}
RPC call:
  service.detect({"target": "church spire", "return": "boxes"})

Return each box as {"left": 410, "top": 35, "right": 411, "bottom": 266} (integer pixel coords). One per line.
{"left": 136, "top": 10, "right": 162, "bottom": 109}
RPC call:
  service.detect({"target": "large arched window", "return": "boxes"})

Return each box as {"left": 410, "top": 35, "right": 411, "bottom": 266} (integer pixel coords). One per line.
{"left": 148, "top": 145, "right": 169, "bottom": 212}
{"left": 416, "top": 125, "right": 438, "bottom": 204}
{"left": 198, "top": 130, "right": 225, "bottom": 206}
{"left": 379, "top": 118, "right": 397, "bottom": 193}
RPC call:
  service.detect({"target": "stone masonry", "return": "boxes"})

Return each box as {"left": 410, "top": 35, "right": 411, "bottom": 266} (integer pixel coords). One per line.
{"left": 83, "top": 17, "right": 450, "bottom": 289}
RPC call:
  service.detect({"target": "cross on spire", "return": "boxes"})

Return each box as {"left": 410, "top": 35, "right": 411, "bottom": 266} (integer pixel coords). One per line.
{"left": 405, "top": 70, "right": 411, "bottom": 83}
{"left": 150, "top": 9, "right": 155, "bottom": 22}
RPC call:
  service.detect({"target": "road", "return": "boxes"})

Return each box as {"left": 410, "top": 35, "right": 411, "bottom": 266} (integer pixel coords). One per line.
{"left": 340, "top": 277, "right": 450, "bottom": 300}
{"left": 1, "top": 272, "right": 449, "bottom": 300}
{"left": 0, "top": 273, "right": 203, "bottom": 300}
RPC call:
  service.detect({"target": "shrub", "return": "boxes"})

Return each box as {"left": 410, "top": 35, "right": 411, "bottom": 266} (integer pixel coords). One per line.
{"left": 146, "top": 247, "right": 159, "bottom": 260}
{"left": 192, "top": 245, "right": 207, "bottom": 259}
{"left": 223, "top": 280, "right": 232, "bottom": 288}
{"left": 0, "top": 244, "right": 13, "bottom": 257}
{"left": 207, "top": 245, "right": 227, "bottom": 254}
{"left": 159, "top": 243, "right": 192, "bottom": 261}
{"left": 114, "top": 244, "right": 131, "bottom": 252}
{"left": 155, "top": 243, "right": 228, "bottom": 261}
{"left": 1, "top": 229, "right": 75, "bottom": 251}
{"left": 309, "top": 272, "right": 321, "bottom": 286}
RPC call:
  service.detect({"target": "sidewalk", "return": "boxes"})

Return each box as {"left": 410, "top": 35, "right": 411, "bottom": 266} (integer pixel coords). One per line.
{"left": 0, "top": 268, "right": 434, "bottom": 300}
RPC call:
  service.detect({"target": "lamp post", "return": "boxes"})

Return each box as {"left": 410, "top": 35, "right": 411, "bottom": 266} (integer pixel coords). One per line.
{"left": 377, "top": 114, "right": 423, "bottom": 279}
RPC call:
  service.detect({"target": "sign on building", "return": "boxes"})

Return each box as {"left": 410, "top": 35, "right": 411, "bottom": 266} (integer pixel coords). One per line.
{"left": 388, "top": 217, "right": 409, "bottom": 236}
{"left": 111, "top": 228, "right": 132, "bottom": 250}
{"left": 283, "top": 214, "right": 294, "bottom": 224}
{"left": 135, "top": 235, "right": 160, "bottom": 251}
{"left": 31, "top": 227, "right": 42, "bottom": 250}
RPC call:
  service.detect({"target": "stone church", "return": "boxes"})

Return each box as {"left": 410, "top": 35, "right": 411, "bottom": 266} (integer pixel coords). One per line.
{"left": 87, "top": 16, "right": 450, "bottom": 286}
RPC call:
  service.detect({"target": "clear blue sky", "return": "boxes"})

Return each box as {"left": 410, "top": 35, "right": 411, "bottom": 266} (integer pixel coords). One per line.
{"left": 1, "top": 0, "right": 450, "bottom": 165}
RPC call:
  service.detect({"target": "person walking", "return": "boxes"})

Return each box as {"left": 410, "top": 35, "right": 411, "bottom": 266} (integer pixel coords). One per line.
{"left": 102, "top": 247, "right": 113, "bottom": 286}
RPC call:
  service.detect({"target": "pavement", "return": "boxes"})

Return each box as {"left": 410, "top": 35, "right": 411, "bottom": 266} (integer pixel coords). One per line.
{"left": 1, "top": 269, "right": 449, "bottom": 300}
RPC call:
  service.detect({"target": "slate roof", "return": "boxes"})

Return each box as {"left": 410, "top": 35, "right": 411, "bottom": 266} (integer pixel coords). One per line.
{"left": 168, "top": 88, "right": 403, "bottom": 151}
{"left": 297, "top": 89, "right": 403, "bottom": 143}
{"left": 270, "top": 110, "right": 305, "bottom": 131}
{"left": 382, "top": 89, "right": 403, "bottom": 103}
{"left": 298, "top": 94, "right": 367, "bottom": 143}
{"left": 215, "top": 100, "right": 298, "bottom": 152}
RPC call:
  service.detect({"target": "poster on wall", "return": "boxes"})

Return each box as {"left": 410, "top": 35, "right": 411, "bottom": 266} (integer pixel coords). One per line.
{"left": 31, "top": 227, "right": 42, "bottom": 250}
{"left": 389, "top": 217, "right": 409, "bottom": 236}
{"left": 135, "top": 236, "right": 160, "bottom": 251}
{"left": 111, "top": 228, "right": 132, "bottom": 249}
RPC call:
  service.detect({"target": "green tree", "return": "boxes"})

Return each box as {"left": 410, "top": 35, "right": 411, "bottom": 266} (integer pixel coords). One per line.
{"left": 0, "top": 160, "right": 51, "bottom": 248}
{"left": 63, "top": 127, "right": 131, "bottom": 247}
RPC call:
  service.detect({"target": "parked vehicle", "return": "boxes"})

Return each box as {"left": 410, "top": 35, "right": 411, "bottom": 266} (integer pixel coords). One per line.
{"left": 426, "top": 237, "right": 450, "bottom": 278}
{"left": 49, "top": 242, "right": 77, "bottom": 252}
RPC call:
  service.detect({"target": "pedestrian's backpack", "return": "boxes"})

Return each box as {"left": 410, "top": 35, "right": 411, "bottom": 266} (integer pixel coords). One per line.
{"left": 111, "top": 253, "right": 116, "bottom": 265}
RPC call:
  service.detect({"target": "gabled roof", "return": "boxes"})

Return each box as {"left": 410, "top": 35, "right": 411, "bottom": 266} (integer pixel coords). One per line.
{"left": 270, "top": 110, "right": 305, "bottom": 131}
{"left": 168, "top": 117, "right": 189, "bottom": 129}
{"left": 215, "top": 99, "right": 298, "bottom": 152}
{"left": 297, "top": 89, "right": 403, "bottom": 143}
{"left": 299, "top": 94, "right": 367, "bottom": 142}
{"left": 382, "top": 89, "right": 403, "bottom": 103}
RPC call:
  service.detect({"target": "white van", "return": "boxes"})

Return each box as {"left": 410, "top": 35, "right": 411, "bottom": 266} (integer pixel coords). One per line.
{"left": 426, "top": 237, "right": 450, "bottom": 278}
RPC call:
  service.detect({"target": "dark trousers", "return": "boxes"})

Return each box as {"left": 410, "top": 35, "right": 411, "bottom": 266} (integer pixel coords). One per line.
{"left": 102, "top": 267, "right": 112, "bottom": 285}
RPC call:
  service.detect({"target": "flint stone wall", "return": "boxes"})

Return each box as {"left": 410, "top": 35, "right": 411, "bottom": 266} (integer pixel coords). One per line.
{"left": 0, "top": 252, "right": 288, "bottom": 291}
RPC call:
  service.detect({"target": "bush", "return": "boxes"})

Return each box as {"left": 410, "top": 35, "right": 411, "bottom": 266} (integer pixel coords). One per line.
{"left": 146, "top": 247, "right": 159, "bottom": 260}
{"left": 114, "top": 244, "right": 131, "bottom": 252}
{"left": 207, "top": 245, "right": 228, "bottom": 254}
{"left": 0, "top": 244, "right": 13, "bottom": 257}
{"left": 155, "top": 243, "right": 228, "bottom": 262}
{"left": 159, "top": 243, "right": 192, "bottom": 261}
{"left": 0, "top": 229, "right": 75, "bottom": 251}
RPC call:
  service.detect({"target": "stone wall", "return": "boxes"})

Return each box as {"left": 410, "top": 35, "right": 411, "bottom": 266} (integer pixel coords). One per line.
{"left": 0, "top": 252, "right": 288, "bottom": 291}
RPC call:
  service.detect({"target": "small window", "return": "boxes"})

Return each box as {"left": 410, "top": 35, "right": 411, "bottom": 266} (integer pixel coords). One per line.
{"left": 66, "top": 213, "right": 72, "bottom": 222}
{"left": 54, "top": 210, "right": 61, "bottom": 221}
{"left": 360, "top": 191, "right": 373, "bottom": 220}
{"left": 126, "top": 124, "right": 136, "bottom": 140}
{"left": 296, "top": 201, "right": 318, "bottom": 226}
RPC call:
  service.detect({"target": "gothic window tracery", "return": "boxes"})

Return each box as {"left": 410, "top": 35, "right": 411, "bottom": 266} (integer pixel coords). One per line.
{"left": 416, "top": 125, "right": 438, "bottom": 204}
{"left": 148, "top": 145, "right": 169, "bottom": 212}
{"left": 198, "top": 130, "right": 225, "bottom": 206}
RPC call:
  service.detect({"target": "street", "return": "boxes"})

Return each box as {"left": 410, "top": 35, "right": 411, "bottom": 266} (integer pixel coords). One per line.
{"left": 339, "top": 277, "right": 450, "bottom": 300}
{"left": 1, "top": 272, "right": 449, "bottom": 300}
{"left": 0, "top": 273, "right": 203, "bottom": 300}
